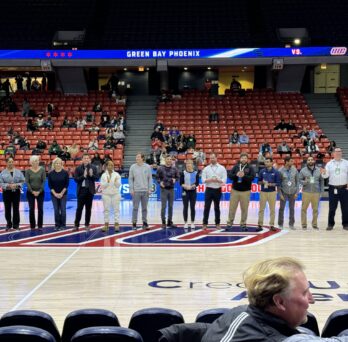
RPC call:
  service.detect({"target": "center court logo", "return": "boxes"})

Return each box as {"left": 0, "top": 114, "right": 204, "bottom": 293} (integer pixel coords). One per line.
{"left": 0, "top": 224, "right": 284, "bottom": 248}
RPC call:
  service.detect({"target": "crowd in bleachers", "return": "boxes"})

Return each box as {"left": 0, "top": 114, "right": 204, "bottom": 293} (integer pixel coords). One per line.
{"left": 0, "top": 88, "right": 126, "bottom": 173}
{"left": 151, "top": 88, "right": 336, "bottom": 173}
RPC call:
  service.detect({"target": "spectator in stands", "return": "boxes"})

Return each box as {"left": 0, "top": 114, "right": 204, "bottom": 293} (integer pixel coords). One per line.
{"left": 258, "top": 157, "right": 281, "bottom": 231}
{"left": 299, "top": 127, "right": 310, "bottom": 146}
{"left": 230, "top": 77, "right": 242, "bottom": 92}
{"left": 227, "top": 153, "right": 256, "bottom": 231}
{"left": 73, "top": 153, "right": 98, "bottom": 232}
{"left": 229, "top": 130, "right": 239, "bottom": 145}
{"left": 104, "top": 137, "right": 116, "bottom": 149}
{"left": 192, "top": 147, "right": 206, "bottom": 167}
{"left": 87, "top": 138, "right": 98, "bottom": 151}
{"left": 159, "top": 146, "right": 168, "bottom": 165}
{"left": 170, "top": 126, "right": 181, "bottom": 139}
{"left": 204, "top": 78, "right": 212, "bottom": 95}
{"left": 286, "top": 120, "right": 297, "bottom": 131}
{"left": 278, "top": 156, "right": 300, "bottom": 230}
{"left": 238, "top": 131, "right": 249, "bottom": 144}
{"left": 2, "top": 78, "right": 13, "bottom": 97}
{"left": 259, "top": 142, "right": 273, "bottom": 159}
{"left": 36, "top": 114, "right": 44, "bottom": 128}
{"left": 157, "top": 155, "right": 180, "bottom": 229}
{"left": 59, "top": 146, "right": 71, "bottom": 161}
{"left": 167, "top": 139, "right": 178, "bottom": 157}
{"left": 180, "top": 159, "right": 199, "bottom": 230}
{"left": 89, "top": 122, "right": 100, "bottom": 133}
{"left": 185, "top": 134, "right": 196, "bottom": 149}
{"left": 0, "top": 157, "right": 25, "bottom": 231}
{"left": 68, "top": 143, "right": 80, "bottom": 160}
{"left": 43, "top": 115, "right": 54, "bottom": 130}
{"left": 75, "top": 117, "right": 86, "bottom": 129}
{"left": 209, "top": 111, "right": 219, "bottom": 122}
{"left": 48, "top": 157, "right": 69, "bottom": 230}
{"left": 7, "top": 126, "right": 14, "bottom": 137}
{"left": 15, "top": 75, "right": 24, "bottom": 91}
{"left": 177, "top": 141, "right": 186, "bottom": 154}
{"left": 22, "top": 98, "right": 30, "bottom": 117}
{"left": 85, "top": 111, "right": 94, "bottom": 122}
{"left": 100, "top": 111, "right": 110, "bottom": 127}
{"left": 202, "top": 257, "right": 314, "bottom": 342}
{"left": 36, "top": 139, "right": 47, "bottom": 152}
{"left": 202, "top": 153, "right": 227, "bottom": 230}
{"left": 91, "top": 152, "right": 104, "bottom": 175}
{"left": 69, "top": 117, "right": 78, "bottom": 128}
{"left": 151, "top": 127, "right": 164, "bottom": 142}
{"left": 47, "top": 103, "right": 54, "bottom": 114}
{"left": 25, "top": 75, "right": 31, "bottom": 91}
{"left": 100, "top": 159, "right": 121, "bottom": 233}
{"left": 327, "top": 140, "right": 336, "bottom": 156}
{"left": 25, "top": 155, "right": 46, "bottom": 230}
{"left": 305, "top": 139, "right": 320, "bottom": 156}
{"left": 48, "top": 140, "right": 62, "bottom": 156}
{"left": 5, "top": 143, "right": 16, "bottom": 157}
{"left": 61, "top": 116, "right": 70, "bottom": 128}
{"left": 18, "top": 136, "right": 30, "bottom": 150}
{"left": 274, "top": 119, "right": 288, "bottom": 131}
{"left": 31, "top": 77, "right": 41, "bottom": 91}
{"left": 129, "top": 153, "right": 153, "bottom": 230}
{"left": 299, "top": 156, "right": 324, "bottom": 230}
{"left": 277, "top": 141, "right": 292, "bottom": 156}
{"left": 112, "top": 127, "right": 125, "bottom": 145}
{"left": 93, "top": 102, "right": 102, "bottom": 112}
{"left": 146, "top": 152, "right": 160, "bottom": 169}
{"left": 7, "top": 97, "right": 18, "bottom": 113}
{"left": 154, "top": 120, "right": 164, "bottom": 132}
{"left": 151, "top": 137, "right": 162, "bottom": 153}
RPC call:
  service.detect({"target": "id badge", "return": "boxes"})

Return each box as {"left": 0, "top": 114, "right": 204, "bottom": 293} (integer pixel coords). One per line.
{"left": 182, "top": 191, "right": 186, "bottom": 196}
{"left": 287, "top": 181, "right": 292, "bottom": 186}
{"left": 334, "top": 188, "right": 338, "bottom": 195}
{"left": 310, "top": 177, "right": 315, "bottom": 184}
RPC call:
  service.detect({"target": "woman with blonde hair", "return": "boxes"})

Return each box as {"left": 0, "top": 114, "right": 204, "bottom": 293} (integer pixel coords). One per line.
{"left": 100, "top": 160, "right": 121, "bottom": 232}
{"left": 48, "top": 157, "right": 69, "bottom": 230}
{"left": 25, "top": 155, "right": 46, "bottom": 230}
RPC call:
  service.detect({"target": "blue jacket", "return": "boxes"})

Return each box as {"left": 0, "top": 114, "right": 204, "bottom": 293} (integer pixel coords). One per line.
{"left": 258, "top": 167, "right": 281, "bottom": 192}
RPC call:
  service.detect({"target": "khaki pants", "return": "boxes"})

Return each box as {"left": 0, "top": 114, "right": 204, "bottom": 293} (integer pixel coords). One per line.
{"left": 227, "top": 189, "right": 251, "bottom": 225}
{"left": 301, "top": 192, "right": 320, "bottom": 227}
{"left": 258, "top": 191, "right": 277, "bottom": 226}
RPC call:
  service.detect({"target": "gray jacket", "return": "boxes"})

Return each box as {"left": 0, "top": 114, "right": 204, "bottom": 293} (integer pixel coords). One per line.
{"left": 201, "top": 305, "right": 300, "bottom": 342}
{"left": 299, "top": 166, "right": 324, "bottom": 193}
{"left": 0, "top": 168, "right": 25, "bottom": 190}
{"left": 278, "top": 166, "right": 299, "bottom": 195}
{"left": 284, "top": 334, "right": 348, "bottom": 342}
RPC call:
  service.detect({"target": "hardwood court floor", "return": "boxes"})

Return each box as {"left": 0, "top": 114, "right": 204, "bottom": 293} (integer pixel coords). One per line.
{"left": 0, "top": 200, "right": 348, "bottom": 333}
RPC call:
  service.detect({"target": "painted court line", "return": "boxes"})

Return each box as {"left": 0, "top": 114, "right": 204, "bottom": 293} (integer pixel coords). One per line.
{"left": 11, "top": 247, "right": 81, "bottom": 311}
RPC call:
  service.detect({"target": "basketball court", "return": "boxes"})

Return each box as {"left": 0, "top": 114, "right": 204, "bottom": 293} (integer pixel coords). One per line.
{"left": 1, "top": 200, "right": 347, "bottom": 332}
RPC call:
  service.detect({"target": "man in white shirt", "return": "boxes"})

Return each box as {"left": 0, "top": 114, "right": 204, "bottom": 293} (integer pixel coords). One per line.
{"left": 202, "top": 153, "right": 227, "bottom": 229}
{"left": 321, "top": 148, "right": 348, "bottom": 230}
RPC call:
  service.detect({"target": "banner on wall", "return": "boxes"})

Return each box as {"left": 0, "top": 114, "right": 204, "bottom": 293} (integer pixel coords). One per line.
{"left": 0, "top": 177, "right": 303, "bottom": 202}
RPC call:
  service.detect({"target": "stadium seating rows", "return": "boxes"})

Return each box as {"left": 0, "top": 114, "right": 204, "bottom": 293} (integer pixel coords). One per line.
{"left": 1, "top": 308, "right": 348, "bottom": 341}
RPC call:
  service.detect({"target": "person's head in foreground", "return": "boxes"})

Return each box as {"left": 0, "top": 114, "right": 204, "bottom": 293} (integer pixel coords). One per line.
{"left": 244, "top": 257, "right": 314, "bottom": 329}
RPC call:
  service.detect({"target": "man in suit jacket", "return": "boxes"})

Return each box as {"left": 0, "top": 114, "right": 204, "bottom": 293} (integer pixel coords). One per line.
{"left": 73, "top": 153, "right": 98, "bottom": 232}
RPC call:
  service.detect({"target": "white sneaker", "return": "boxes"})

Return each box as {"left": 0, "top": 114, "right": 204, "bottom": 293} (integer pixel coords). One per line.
{"left": 190, "top": 223, "right": 195, "bottom": 229}
{"left": 184, "top": 223, "right": 188, "bottom": 229}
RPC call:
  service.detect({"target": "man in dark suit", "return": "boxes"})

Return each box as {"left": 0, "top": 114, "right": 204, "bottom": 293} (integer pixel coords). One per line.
{"left": 73, "top": 153, "right": 98, "bottom": 232}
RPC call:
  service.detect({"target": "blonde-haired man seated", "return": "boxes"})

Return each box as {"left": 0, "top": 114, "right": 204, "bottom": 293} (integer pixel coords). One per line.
{"left": 202, "top": 257, "right": 314, "bottom": 341}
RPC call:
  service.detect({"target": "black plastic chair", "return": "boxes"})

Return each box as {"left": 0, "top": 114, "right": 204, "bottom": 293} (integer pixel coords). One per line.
{"left": 0, "top": 309, "right": 61, "bottom": 342}
{"left": 128, "top": 307, "right": 184, "bottom": 342}
{"left": 61, "top": 309, "right": 120, "bottom": 342}
{"left": 195, "top": 308, "right": 230, "bottom": 323}
{"left": 322, "top": 309, "right": 348, "bottom": 337}
{"left": 0, "top": 325, "right": 56, "bottom": 341}
{"left": 71, "top": 326, "right": 143, "bottom": 342}
{"left": 299, "top": 312, "right": 320, "bottom": 336}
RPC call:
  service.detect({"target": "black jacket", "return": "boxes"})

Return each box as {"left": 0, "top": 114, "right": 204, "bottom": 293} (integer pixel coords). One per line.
{"left": 74, "top": 163, "right": 98, "bottom": 195}
{"left": 158, "top": 323, "right": 210, "bottom": 342}
{"left": 202, "top": 305, "right": 300, "bottom": 342}
{"left": 228, "top": 163, "right": 255, "bottom": 191}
